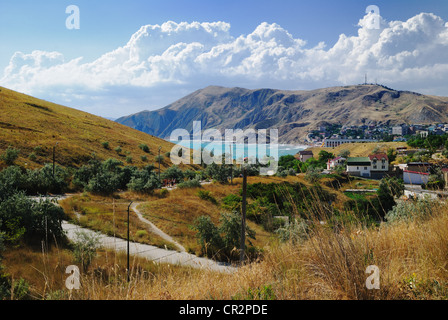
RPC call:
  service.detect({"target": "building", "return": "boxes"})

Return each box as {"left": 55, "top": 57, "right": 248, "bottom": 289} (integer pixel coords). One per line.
{"left": 327, "top": 157, "right": 346, "bottom": 170}
{"left": 346, "top": 157, "right": 372, "bottom": 178}
{"left": 392, "top": 125, "right": 408, "bottom": 136}
{"left": 295, "top": 150, "right": 314, "bottom": 162}
{"left": 346, "top": 154, "right": 389, "bottom": 178}
{"left": 403, "top": 170, "right": 430, "bottom": 185}
{"left": 369, "top": 154, "right": 389, "bottom": 179}
{"left": 404, "top": 162, "right": 431, "bottom": 173}
{"left": 324, "top": 138, "right": 378, "bottom": 148}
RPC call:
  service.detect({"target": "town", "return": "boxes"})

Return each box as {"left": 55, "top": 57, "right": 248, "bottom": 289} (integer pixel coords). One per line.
{"left": 306, "top": 122, "right": 448, "bottom": 147}
{"left": 294, "top": 124, "right": 448, "bottom": 201}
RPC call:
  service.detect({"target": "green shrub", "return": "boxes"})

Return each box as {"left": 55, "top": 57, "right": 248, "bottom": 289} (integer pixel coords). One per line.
{"left": 385, "top": 198, "right": 437, "bottom": 224}
{"left": 221, "top": 194, "right": 242, "bottom": 211}
{"left": 161, "top": 165, "right": 184, "bottom": 183}
{"left": 0, "top": 191, "right": 65, "bottom": 243}
{"left": 101, "top": 141, "right": 110, "bottom": 149}
{"left": 135, "top": 230, "right": 148, "bottom": 238}
{"left": 138, "top": 144, "right": 150, "bottom": 153}
{"left": 197, "top": 190, "right": 218, "bottom": 205}
{"left": 177, "top": 179, "right": 201, "bottom": 189}
{"left": 1, "top": 147, "right": 20, "bottom": 166}
{"left": 72, "top": 230, "right": 101, "bottom": 272}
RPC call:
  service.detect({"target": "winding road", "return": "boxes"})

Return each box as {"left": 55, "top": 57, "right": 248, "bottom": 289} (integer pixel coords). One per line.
{"left": 32, "top": 194, "right": 236, "bottom": 273}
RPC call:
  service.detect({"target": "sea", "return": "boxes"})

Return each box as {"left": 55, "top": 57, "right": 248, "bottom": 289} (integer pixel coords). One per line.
{"left": 168, "top": 140, "right": 308, "bottom": 161}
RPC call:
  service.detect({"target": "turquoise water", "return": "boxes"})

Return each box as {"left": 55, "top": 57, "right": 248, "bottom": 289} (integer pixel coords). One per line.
{"left": 169, "top": 140, "right": 307, "bottom": 161}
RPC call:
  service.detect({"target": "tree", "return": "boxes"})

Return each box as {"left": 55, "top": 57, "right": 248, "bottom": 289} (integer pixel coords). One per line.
{"left": 318, "top": 150, "right": 335, "bottom": 163}
{"left": 219, "top": 212, "right": 256, "bottom": 251}
{"left": 192, "top": 216, "right": 223, "bottom": 256}
{"left": 0, "top": 191, "right": 65, "bottom": 243}
{"left": 161, "top": 165, "right": 184, "bottom": 183}
{"left": 305, "top": 166, "right": 322, "bottom": 183}
{"left": 205, "top": 163, "right": 231, "bottom": 184}
{"left": 376, "top": 177, "right": 404, "bottom": 219}
{"left": 387, "top": 148, "right": 397, "bottom": 163}
{"left": 338, "top": 149, "right": 351, "bottom": 158}
{"left": 192, "top": 212, "right": 256, "bottom": 261}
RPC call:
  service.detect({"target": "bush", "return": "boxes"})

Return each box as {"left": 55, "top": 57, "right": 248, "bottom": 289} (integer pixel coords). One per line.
{"left": 386, "top": 198, "right": 437, "bottom": 223}
{"left": 26, "top": 163, "right": 69, "bottom": 195}
{"left": 192, "top": 216, "right": 223, "bottom": 257}
{"left": 197, "top": 190, "right": 218, "bottom": 205}
{"left": 177, "top": 179, "right": 201, "bottom": 189}
{"left": 114, "top": 146, "right": 122, "bottom": 154}
{"left": 276, "top": 218, "right": 309, "bottom": 243}
{"left": 221, "top": 194, "right": 242, "bottom": 211}
{"left": 127, "top": 166, "right": 161, "bottom": 194}
{"left": 0, "top": 147, "right": 20, "bottom": 166}
{"left": 101, "top": 141, "right": 110, "bottom": 149}
{"left": 192, "top": 212, "right": 257, "bottom": 262}
{"left": 305, "top": 166, "right": 322, "bottom": 183}
{"left": 138, "top": 144, "right": 150, "bottom": 153}
{"left": 161, "top": 165, "right": 184, "bottom": 183}
{"left": 28, "top": 153, "right": 37, "bottom": 161}
{"left": 72, "top": 230, "right": 101, "bottom": 272}
{"left": 0, "top": 191, "right": 65, "bottom": 243}
{"left": 85, "top": 171, "right": 120, "bottom": 195}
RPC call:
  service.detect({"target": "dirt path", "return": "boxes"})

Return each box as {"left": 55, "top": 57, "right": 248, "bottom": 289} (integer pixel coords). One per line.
{"left": 131, "top": 202, "right": 186, "bottom": 253}
{"left": 63, "top": 221, "right": 235, "bottom": 273}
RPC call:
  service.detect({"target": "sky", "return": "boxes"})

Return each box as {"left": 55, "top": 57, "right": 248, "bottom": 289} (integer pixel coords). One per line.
{"left": 1, "top": 0, "right": 448, "bottom": 118}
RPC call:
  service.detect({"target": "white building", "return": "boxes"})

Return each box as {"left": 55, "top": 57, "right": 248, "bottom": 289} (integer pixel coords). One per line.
{"left": 327, "top": 157, "right": 346, "bottom": 170}
{"left": 346, "top": 157, "right": 372, "bottom": 178}
{"left": 346, "top": 154, "right": 389, "bottom": 178}
{"left": 403, "top": 170, "right": 430, "bottom": 185}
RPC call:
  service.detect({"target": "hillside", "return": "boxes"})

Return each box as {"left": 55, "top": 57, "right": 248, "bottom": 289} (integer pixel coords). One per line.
{"left": 116, "top": 84, "right": 448, "bottom": 144}
{"left": 0, "top": 86, "right": 186, "bottom": 170}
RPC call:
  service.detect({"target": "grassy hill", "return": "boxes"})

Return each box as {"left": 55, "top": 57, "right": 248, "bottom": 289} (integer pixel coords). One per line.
{"left": 0, "top": 86, "right": 193, "bottom": 171}
{"left": 305, "top": 141, "right": 409, "bottom": 160}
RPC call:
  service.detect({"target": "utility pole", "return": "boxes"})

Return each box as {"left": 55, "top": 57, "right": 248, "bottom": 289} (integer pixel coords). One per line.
{"left": 52, "top": 142, "right": 59, "bottom": 179}
{"left": 229, "top": 143, "right": 233, "bottom": 185}
{"left": 127, "top": 201, "right": 133, "bottom": 282}
{"left": 240, "top": 167, "right": 247, "bottom": 265}
{"left": 158, "top": 146, "right": 162, "bottom": 182}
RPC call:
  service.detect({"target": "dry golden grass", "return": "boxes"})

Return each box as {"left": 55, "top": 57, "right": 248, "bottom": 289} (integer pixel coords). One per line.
{"left": 71, "top": 202, "right": 448, "bottom": 300}
{"left": 59, "top": 193, "right": 176, "bottom": 250}
{"left": 307, "top": 141, "right": 408, "bottom": 159}
{"left": 137, "top": 180, "right": 274, "bottom": 254}
{"left": 0, "top": 86, "right": 199, "bottom": 171}
{"left": 4, "top": 196, "right": 448, "bottom": 300}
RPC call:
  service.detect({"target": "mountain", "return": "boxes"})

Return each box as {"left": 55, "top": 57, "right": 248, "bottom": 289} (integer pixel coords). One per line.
{"left": 116, "top": 85, "right": 448, "bottom": 144}
{"left": 0, "top": 86, "right": 182, "bottom": 170}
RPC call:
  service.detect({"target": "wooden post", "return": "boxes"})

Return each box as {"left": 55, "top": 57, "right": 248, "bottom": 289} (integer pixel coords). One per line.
{"left": 240, "top": 167, "right": 247, "bottom": 264}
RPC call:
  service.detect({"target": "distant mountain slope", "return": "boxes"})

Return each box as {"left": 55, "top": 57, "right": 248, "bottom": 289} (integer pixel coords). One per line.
{"left": 116, "top": 85, "right": 448, "bottom": 144}
{"left": 0, "top": 86, "right": 182, "bottom": 170}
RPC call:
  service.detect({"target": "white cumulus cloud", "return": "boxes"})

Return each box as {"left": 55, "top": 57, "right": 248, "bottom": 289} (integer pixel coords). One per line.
{"left": 1, "top": 13, "right": 448, "bottom": 118}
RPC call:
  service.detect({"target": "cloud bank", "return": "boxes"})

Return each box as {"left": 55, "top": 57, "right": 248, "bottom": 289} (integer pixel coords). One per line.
{"left": 1, "top": 13, "right": 448, "bottom": 117}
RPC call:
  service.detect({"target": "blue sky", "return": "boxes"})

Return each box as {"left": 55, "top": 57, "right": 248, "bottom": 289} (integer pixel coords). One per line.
{"left": 1, "top": 0, "right": 448, "bottom": 117}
